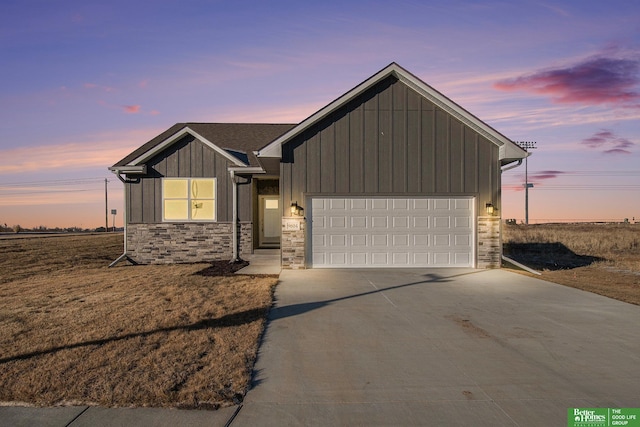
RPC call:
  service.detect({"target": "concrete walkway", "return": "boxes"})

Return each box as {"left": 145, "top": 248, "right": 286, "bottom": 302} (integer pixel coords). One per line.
{"left": 3, "top": 268, "right": 639, "bottom": 426}
{"left": 232, "top": 268, "right": 640, "bottom": 426}
{"left": 235, "top": 249, "right": 281, "bottom": 275}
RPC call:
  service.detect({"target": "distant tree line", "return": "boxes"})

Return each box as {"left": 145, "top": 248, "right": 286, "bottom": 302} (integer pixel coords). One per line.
{"left": 0, "top": 223, "right": 121, "bottom": 233}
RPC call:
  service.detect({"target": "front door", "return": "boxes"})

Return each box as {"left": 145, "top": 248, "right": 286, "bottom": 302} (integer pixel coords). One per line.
{"left": 259, "top": 195, "right": 280, "bottom": 247}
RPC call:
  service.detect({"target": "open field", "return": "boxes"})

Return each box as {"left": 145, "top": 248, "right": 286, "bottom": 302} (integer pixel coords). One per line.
{"left": 0, "top": 233, "right": 277, "bottom": 409}
{"left": 503, "top": 223, "right": 640, "bottom": 305}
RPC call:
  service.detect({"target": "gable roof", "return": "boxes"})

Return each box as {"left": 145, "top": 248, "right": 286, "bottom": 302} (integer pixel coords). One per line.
{"left": 257, "top": 62, "right": 528, "bottom": 164}
{"left": 111, "top": 123, "right": 296, "bottom": 170}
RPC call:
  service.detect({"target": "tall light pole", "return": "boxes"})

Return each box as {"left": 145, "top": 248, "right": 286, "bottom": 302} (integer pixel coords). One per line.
{"left": 105, "top": 178, "right": 109, "bottom": 232}
{"left": 515, "top": 141, "right": 537, "bottom": 224}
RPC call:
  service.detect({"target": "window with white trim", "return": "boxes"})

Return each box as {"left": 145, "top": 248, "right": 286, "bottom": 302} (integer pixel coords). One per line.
{"left": 162, "top": 178, "right": 216, "bottom": 221}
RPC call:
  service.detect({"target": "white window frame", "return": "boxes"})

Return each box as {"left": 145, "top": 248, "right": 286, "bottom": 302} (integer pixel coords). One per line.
{"left": 162, "top": 177, "right": 217, "bottom": 222}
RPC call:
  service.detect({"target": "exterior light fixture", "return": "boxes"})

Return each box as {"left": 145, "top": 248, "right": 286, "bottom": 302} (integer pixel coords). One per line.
{"left": 485, "top": 203, "right": 494, "bottom": 215}
{"left": 290, "top": 201, "right": 304, "bottom": 216}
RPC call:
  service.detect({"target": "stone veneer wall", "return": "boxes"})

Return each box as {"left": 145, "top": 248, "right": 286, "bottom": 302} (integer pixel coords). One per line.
{"left": 127, "top": 222, "right": 252, "bottom": 264}
{"left": 281, "top": 217, "right": 306, "bottom": 269}
{"left": 477, "top": 216, "right": 501, "bottom": 268}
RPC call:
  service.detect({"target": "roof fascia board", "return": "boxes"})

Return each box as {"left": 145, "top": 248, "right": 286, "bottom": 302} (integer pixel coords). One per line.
{"left": 257, "top": 63, "right": 527, "bottom": 161}
{"left": 128, "top": 126, "right": 247, "bottom": 167}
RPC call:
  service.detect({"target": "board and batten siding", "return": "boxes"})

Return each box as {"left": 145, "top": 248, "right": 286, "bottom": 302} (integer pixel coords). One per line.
{"left": 127, "top": 135, "right": 251, "bottom": 223}
{"left": 281, "top": 76, "right": 500, "bottom": 212}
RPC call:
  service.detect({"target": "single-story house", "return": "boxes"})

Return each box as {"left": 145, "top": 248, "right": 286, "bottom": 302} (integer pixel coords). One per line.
{"left": 110, "top": 62, "right": 527, "bottom": 269}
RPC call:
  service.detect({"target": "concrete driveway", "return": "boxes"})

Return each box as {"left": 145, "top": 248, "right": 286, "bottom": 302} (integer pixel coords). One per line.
{"left": 234, "top": 268, "right": 640, "bottom": 426}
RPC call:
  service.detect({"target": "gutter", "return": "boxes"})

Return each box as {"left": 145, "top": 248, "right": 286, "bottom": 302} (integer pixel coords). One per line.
{"left": 500, "top": 159, "right": 523, "bottom": 173}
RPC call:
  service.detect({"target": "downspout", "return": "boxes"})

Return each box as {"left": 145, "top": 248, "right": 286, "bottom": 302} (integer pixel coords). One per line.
{"left": 230, "top": 170, "right": 239, "bottom": 263}
{"left": 108, "top": 172, "right": 137, "bottom": 267}
{"left": 230, "top": 170, "right": 253, "bottom": 263}
{"left": 497, "top": 158, "right": 524, "bottom": 269}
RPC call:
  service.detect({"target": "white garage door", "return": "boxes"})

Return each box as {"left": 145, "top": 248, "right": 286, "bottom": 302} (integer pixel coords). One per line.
{"left": 310, "top": 197, "right": 474, "bottom": 268}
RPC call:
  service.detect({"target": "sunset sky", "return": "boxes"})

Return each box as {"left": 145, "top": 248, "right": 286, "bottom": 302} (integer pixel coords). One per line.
{"left": 1, "top": 0, "right": 639, "bottom": 228}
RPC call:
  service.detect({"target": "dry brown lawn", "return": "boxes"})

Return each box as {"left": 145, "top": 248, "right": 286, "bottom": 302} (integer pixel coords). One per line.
{"left": 0, "top": 233, "right": 278, "bottom": 409}
{"left": 503, "top": 223, "right": 640, "bottom": 305}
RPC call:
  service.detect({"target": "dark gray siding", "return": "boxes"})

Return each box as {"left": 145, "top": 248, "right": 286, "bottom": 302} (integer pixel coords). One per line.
{"left": 127, "top": 135, "right": 251, "bottom": 223}
{"left": 281, "top": 76, "right": 500, "bottom": 213}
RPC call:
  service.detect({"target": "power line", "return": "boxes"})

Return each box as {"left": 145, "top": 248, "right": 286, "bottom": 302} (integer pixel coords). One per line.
{"left": 504, "top": 186, "right": 640, "bottom": 191}
{"left": 511, "top": 170, "right": 640, "bottom": 176}
{"left": 0, "top": 188, "right": 98, "bottom": 195}
{"left": 0, "top": 177, "right": 109, "bottom": 188}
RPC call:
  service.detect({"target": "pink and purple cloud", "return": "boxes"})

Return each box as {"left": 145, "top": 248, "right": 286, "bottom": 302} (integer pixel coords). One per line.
{"left": 123, "top": 105, "right": 141, "bottom": 114}
{"left": 494, "top": 53, "right": 640, "bottom": 108}
{"left": 581, "top": 129, "right": 635, "bottom": 154}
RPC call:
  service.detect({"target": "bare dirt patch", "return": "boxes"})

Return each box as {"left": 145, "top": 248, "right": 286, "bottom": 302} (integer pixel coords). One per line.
{"left": 504, "top": 223, "right": 640, "bottom": 305}
{"left": 0, "top": 233, "right": 278, "bottom": 409}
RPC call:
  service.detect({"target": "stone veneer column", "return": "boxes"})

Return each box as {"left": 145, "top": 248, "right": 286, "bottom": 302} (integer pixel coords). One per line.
{"left": 281, "top": 217, "right": 306, "bottom": 269}
{"left": 477, "top": 216, "right": 501, "bottom": 268}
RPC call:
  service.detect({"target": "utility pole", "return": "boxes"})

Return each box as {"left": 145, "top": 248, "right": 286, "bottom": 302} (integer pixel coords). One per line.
{"left": 515, "top": 141, "right": 537, "bottom": 224}
{"left": 105, "top": 178, "right": 109, "bottom": 232}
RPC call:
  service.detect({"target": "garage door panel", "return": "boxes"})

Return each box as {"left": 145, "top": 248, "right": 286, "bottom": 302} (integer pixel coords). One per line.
{"left": 372, "top": 199, "right": 388, "bottom": 209}
{"left": 414, "top": 235, "right": 429, "bottom": 246}
{"left": 351, "top": 235, "right": 367, "bottom": 246}
{"left": 350, "top": 199, "right": 367, "bottom": 209}
{"left": 311, "top": 197, "right": 473, "bottom": 268}
{"left": 330, "top": 217, "right": 346, "bottom": 228}
{"left": 455, "top": 216, "right": 471, "bottom": 228}
{"left": 312, "top": 198, "right": 326, "bottom": 210}
{"left": 372, "top": 253, "right": 388, "bottom": 265}
{"left": 372, "top": 217, "right": 388, "bottom": 228}
{"left": 413, "top": 217, "right": 429, "bottom": 228}
{"left": 330, "top": 199, "right": 346, "bottom": 209}
{"left": 434, "top": 234, "right": 450, "bottom": 246}
{"left": 313, "top": 235, "right": 326, "bottom": 247}
{"left": 330, "top": 235, "right": 346, "bottom": 246}
{"left": 392, "top": 235, "right": 409, "bottom": 246}
{"left": 372, "top": 235, "right": 388, "bottom": 246}
{"left": 330, "top": 253, "right": 346, "bottom": 265}
{"left": 434, "top": 199, "right": 450, "bottom": 210}
{"left": 313, "top": 252, "right": 326, "bottom": 264}
{"left": 414, "top": 253, "right": 430, "bottom": 264}
{"left": 393, "top": 199, "right": 408, "bottom": 210}
{"left": 434, "top": 252, "right": 450, "bottom": 265}
{"left": 392, "top": 253, "right": 409, "bottom": 265}
{"left": 455, "top": 253, "right": 471, "bottom": 264}
{"left": 392, "top": 217, "right": 409, "bottom": 228}
{"left": 313, "top": 216, "right": 326, "bottom": 229}
{"left": 351, "top": 253, "right": 367, "bottom": 264}
{"left": 413, "top": 199, "right": 429, "bottom": 209}
{"left": 434, "top": 217, "right": 450, "bottom": 228}
{"left": 351, "top": 216, "right": 367, "bottom": 227}
{"left": 455, "top": 235, "right": 471, "bottom": 246}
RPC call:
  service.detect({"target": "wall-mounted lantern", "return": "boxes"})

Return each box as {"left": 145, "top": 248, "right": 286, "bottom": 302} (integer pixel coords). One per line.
{"left": 485, "top": 203, "right": 494, "bottom": 215}
{"left": 290, "top": 201, "right": 304, "bottom": 216}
